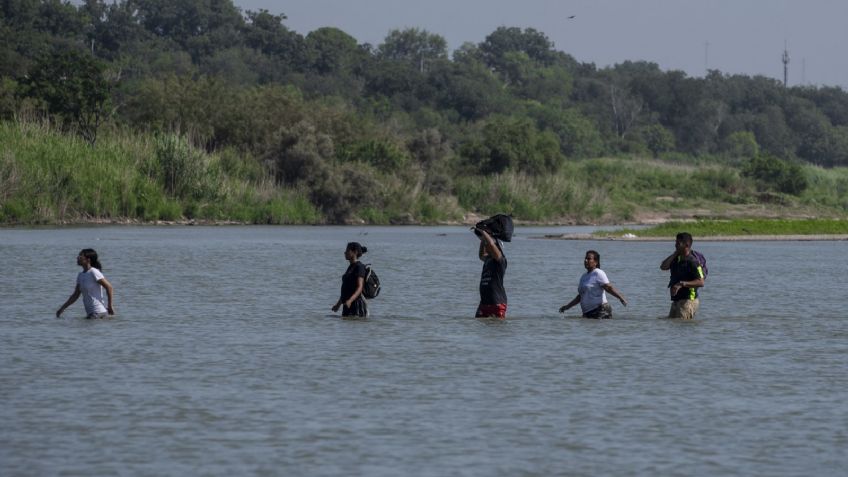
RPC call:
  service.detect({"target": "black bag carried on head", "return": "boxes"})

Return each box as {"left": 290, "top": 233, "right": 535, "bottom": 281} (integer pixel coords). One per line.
{"left": 363, "top": 264, "right": 381, "bottom": 299}
{"left": 476, "top": 214, "right": 514, "bottom": 242}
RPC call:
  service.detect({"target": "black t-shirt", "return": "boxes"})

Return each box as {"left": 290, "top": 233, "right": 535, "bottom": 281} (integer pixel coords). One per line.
{"left": 479, "top": 255, "right": 507, "bottom": 305}
{"left": 668, "top": 254, "right": 704, "bottom": 301}
{"left": 341, "top": 262, "right": 367, "bottom": 301}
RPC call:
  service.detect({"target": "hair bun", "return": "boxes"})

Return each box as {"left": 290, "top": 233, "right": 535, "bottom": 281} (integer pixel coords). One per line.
{"left": 361, "top": 246, "right": 368, "bottom": 254}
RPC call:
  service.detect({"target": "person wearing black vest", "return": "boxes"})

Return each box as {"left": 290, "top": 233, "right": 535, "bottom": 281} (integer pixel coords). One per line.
{"left": 660, "top": 232, "right": 705, "bottom": 319}
{"left": 473, "top": 226, "right": 507, "bottom": 318}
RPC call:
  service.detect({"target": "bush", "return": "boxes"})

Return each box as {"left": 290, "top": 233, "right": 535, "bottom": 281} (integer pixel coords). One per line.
{"left": 0, "top": 78, "right": 19, "bottom": 120}
{"left": 527, "top": 105, "right": 604, "bottom": 158}
{"left": 721, "top": 131, "right": 760, "bottom": 159}
{"left": 478, "top": 115, "right": 564, "bottom": 174}
{"left": 0, "top": 198, "right": 33, "bottom": 223}
{"left": 742, "top": 154, "right": 808, "bottom": 195}
{"left": 338, "top": 139, "right": 409, "bottom": 171}
{"left": 639, "top": 124, "right": 676, "bottom": 157}
{"left": 152, "top": 133, "right": 221, "bottom": 200}
{"left": 454, "top": 171, "right": 595, "bottom": 221}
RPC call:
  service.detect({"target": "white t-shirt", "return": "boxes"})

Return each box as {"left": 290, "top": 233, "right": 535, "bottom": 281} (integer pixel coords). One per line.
{"left": 578, "top": 268, "right": 610, "bottom": 314}
{"left": 77, "top": 268, "right": 107, "bottom": 315}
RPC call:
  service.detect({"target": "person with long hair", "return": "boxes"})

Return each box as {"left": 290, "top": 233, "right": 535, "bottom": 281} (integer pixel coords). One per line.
{"left": 56, "top": 248, "right": 115, "bottom": 319}
{"left": 559, "top": 250, "right": 627, "bottom": 319}
{"left": 332, "top": 242, "right": 369, "bottom": 318}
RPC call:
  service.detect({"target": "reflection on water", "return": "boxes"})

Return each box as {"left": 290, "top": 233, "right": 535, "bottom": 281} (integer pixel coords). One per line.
{"left": 1, "top": 226, "right": 846, "bottom": 475}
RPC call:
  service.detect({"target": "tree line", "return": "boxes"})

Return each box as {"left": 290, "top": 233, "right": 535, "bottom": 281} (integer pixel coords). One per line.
{"left": 3, "top": 0, "right": 848, "bottom": 222}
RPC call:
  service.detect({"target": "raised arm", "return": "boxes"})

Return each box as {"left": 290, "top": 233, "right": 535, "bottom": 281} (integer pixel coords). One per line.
{"left": 474, "top": 228, "right": 503, "bottom": 262}
{"left": 660, "top": 251, "right": 678, "bottom": 270}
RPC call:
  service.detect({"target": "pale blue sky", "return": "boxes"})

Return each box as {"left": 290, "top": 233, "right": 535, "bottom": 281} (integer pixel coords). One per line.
{"left": 235, "top": 0, "right": 848, "bottom": 88}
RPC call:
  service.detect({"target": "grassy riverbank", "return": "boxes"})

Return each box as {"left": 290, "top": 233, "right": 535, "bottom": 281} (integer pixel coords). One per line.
{"left": 3, "top": 120, "right": 848, "bottom": 225}
{"left": 597, "top": 218, "right": 848, "bottom": 238}
{"left": 0, "top": 121, "right": 322, "bottom": 224}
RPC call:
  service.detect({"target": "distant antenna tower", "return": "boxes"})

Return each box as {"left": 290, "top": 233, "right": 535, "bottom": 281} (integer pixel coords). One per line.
{"left": 782, "top": 41, "right": 790, "bottom": 87}
{"left": 704, "top": 41, "right": 709, "bottom": 74}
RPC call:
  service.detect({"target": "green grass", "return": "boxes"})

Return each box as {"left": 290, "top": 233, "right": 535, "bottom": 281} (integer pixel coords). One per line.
{"left": 0, "top": 120, "right": 321, "bottom": 224}
{"left": 3, "top": 120, "right": 848, "bottom": 225}
{"left": 453, "top": 159, "right": 761, "bottom": 222}
{"left": 600, "top": 218, "right": 848, "bottom": 237}
{"left": 454, "top": 170, "right": 600, "bottom": 221}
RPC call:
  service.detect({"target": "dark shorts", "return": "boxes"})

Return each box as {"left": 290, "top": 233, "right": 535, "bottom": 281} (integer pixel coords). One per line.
{"left": 583, "top": 302, "right": 612, "bottom": 319}
{"left": 476, "top": 303, "right": 507, "bottom": 319}
{"left": 342, "top": 297, "right": 368, "bottom": 317}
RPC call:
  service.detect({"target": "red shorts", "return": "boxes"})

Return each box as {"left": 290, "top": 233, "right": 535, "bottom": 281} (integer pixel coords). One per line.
{"left": 475, "top": 303, "right": 507, "bottom": 319}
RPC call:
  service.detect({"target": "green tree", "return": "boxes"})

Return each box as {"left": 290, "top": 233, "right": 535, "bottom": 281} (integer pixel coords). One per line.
{"left": 81, "top": 0, "right": 152, "bottom": 61}
{"left": 407, "top": 128, "right": 454, "bottom": 194}
{"left": 608, "top": 81, "right": 644, "bottom": 140}
{"left": 479, "top": 116, "right": 563, "bottom": 174}
{"left": 241, "top": 9, "right": 305, "bottom": 71}
{"left": 721, "top": 131, "right": 759, "bottom": 158}
{"left": 23, "top": 49, "right": 113, "bottom": 145}
{"left": 796, "top": 85, "right": 848, "bottom": 127}
{"left": 785, "top": 96, "right": 837, "bottom": 165}
{"left": 26, "top": 0, "right": 86, "bottom": 36}
{"left": 0, "top": 78, "right": 19, "bottom": 119}
{"left": 338, "top": 139, "right": 409, "bottom": 172}
{"left": 517, "top": 64, "right": 572, "bottom": 103}
{"left": 639, "top": 124, "right": 676, "bottom": 157}
{"left": 363, "top": 59, "right": 425, "bottom": 106}
{"left": 750, "top": 105, "right": 796, "bottom": 159}
{"left": 305, "top": 27, "right": 362, "bottom": 75}
{"left": 825, "top": 126, "right": 848, "bottom": 167}
{"left": 204, "top": 46, "right": 261, "bottom": 85}
{"left": 132, "top": 0, "right": 244, "bottom": 61}
{"left": 422, "top": 60, "right": 508, "bottom": 120}
{"left": 527, "top": 105, "right": 603, "bottom": 158}
{"left": 1, "top": 0, "right": 86, "bottom": 76}
{"left": 378, "top": 28, "right": 447, "bottom": 73}
{"left": 480, "top": 27, "right": 557, "bottom": 74}
{"left": 492, "top": 50, "right": 573, "bottom": 103}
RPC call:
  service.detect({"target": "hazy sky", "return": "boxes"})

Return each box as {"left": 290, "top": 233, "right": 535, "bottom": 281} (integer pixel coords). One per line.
{"left": 235, "top": 0, "right": 848, "bottom": 88}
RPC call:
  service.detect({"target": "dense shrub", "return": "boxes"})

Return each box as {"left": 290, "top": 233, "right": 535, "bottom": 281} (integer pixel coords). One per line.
{"left": 742, "top": 154, "right": 808, "bottom": 195}
{"left": 152, "top": 133, "right": 221, "bottom": 199}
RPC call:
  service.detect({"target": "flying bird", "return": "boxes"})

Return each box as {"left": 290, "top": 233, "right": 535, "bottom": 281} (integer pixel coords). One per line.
{"left": 567, "top": 15, "right": 576, "bottom": 19}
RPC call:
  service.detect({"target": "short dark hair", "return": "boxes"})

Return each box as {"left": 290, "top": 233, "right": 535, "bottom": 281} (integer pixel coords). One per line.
{"left": 676, "top": 232, "right": 693, "bottom": 246}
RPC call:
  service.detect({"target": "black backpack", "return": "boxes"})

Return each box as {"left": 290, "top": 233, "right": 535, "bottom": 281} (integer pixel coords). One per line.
{"left": 475, "top": 214, "right": 514, "bottom": 242}
{"left": 363, "top": 264, "right": 381, "bottom": 299}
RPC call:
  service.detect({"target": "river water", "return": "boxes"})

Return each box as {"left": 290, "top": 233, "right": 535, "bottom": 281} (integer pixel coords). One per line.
{"left": 1, "top": 226, "right": 846, "bottom": 476}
